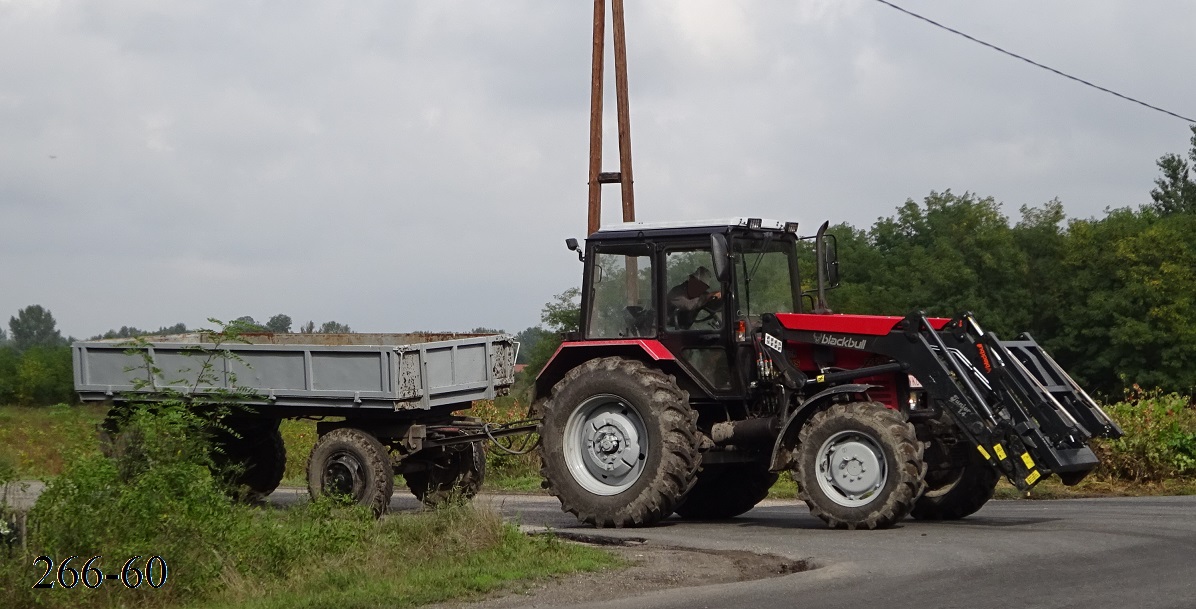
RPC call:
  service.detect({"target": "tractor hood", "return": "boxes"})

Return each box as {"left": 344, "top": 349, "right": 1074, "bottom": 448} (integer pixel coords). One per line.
{"left": 774, "top": 313, "right": 950, "bottom": 336}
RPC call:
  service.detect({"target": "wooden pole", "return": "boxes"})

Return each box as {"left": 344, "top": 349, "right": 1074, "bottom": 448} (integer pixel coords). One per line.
{"left": 611, "top": 0, "right": 636, "bottom": 224}
{"left": 586, "top": 0, "right": 606, "bottom": 237}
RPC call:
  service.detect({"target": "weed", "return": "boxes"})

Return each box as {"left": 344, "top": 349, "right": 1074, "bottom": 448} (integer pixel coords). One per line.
{"left": 1094, "top": 390, "right": 1196, "bottom": 482}
{"left": 278, "top": 418, "right": 319, "bottom": 486}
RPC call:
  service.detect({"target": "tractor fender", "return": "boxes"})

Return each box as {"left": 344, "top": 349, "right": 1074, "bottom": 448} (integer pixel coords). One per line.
{"left": 768, "top": 383, "right": 877, "bottom": 472}
{"left": 533, "top": 340, "right": 683, "bottom": 405}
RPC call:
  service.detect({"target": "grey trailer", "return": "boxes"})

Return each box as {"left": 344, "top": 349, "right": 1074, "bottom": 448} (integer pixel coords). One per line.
{"left": 73, "top": 332, "right": 531, "bottom": 514}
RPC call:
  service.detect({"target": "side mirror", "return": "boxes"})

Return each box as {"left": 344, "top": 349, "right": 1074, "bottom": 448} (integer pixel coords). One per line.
{"left": 565, "top": 238, "right": 584, "bottom": 262}
{"left": 824, "top": 234, "right": 840, "bottom": 288}
{"left": 814, "top": 222, "right": 833, "bottom": 314}
{"left": 710, "top": 233, "right": 730, "bottom": 284}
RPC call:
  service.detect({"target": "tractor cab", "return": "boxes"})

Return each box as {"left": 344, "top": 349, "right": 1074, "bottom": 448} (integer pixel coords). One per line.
{"left": 564, "top": 218, "right": 834, "bottom": 400}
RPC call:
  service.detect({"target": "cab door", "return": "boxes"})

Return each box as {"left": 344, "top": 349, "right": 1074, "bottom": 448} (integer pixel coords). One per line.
{"left": 657, "top": 243, "right": 738, "bottom": 396}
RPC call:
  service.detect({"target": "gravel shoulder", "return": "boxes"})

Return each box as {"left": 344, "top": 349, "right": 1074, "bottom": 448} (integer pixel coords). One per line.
{"left": 423, "top": 538, "right": 807, "bottom": 609}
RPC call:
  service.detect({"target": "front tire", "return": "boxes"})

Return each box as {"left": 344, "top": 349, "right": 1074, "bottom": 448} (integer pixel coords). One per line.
{"left": 539, "top": 357, "right": 701, "bottom": 528}
{"left": 796, "top": 402, "right": 925, "bottom": 530}
{"left": 674, "top": 461, "right": 778, "bottom": 520}
{"left": 306, "top": 427, "right": 394, "bottom": 516}
{"left": 910, "top": 447, "right": 999, "bottom": 520}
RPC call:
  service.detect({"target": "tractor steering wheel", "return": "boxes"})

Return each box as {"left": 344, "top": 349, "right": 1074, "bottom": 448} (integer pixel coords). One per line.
{"left": 691, "top": 296, "right": 723, "bottom": 329}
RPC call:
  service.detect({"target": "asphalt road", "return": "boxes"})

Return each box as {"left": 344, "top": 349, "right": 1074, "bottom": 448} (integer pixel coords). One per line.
{"left": 399, "top": 492, "right": 1196, "bottom": 609}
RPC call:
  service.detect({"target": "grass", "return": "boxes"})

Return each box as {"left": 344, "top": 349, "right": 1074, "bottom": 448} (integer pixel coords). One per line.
{"left": 2, "top": 493, "right": 618, "bottom": 609}
{"left": 180, "top": 503, "right": 620, "bottom": 609}
{"left": 279, "top": 418, "right": 318, "bottom": 486}
{"left": 0, "top": 403, "right": 107, "bottom": 476}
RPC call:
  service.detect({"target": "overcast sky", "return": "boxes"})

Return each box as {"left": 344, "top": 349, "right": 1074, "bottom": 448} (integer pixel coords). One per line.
{"left": 2, "top": 0, "right": 1193, "bottom": 339}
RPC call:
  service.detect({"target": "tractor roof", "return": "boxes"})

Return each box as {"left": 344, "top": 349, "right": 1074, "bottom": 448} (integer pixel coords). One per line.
{"left": 592, "top": 217, "right": 797, "bottom": 239}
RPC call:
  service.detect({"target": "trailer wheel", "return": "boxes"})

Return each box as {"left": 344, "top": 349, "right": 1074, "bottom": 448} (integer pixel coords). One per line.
{"left": 405, "top": 442, "right": 486, "bottom": 506}
{"left": 213, "top": 419, "right": 287, "bottom": 502}
{"left": 910, "top": 448, "right": 999, "bottom": 520}
{"left": 674, "top": 462, "right": 778, "bottom": 520}
{"left": 539, "top": 357, "right": 700, "bottom": 528}
{"left": 306, "top": 427, "right": 394, "bottom": 516}
{"left": 796, "top": 402, "right": 925, "bottom": 530}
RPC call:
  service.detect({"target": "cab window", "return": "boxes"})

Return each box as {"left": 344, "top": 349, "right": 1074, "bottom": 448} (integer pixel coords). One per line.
{"left": 586, "top": 245, "right": 655, "bottom": 339}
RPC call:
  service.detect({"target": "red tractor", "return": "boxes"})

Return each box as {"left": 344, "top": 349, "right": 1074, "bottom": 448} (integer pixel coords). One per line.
{"left": 535, "top": 218, "right": 1122, "bottom": 529}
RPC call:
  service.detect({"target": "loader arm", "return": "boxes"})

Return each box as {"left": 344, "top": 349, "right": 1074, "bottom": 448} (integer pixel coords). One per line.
{"left": 766, "top": 311, "right": 1123, "bottom": 491}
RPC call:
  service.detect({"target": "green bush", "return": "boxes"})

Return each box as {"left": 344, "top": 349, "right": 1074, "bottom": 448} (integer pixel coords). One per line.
{"left": 13, "top": 404, "right": 236, "bottom": 604}
{"left": 0, "top": 402, "right": 375, "bottom": 608}
{"left": 0, "top": 345, "right": 75, "bottom": 406}
{"left": 0, "top": 346, "right": 20, "bottom": 404}
{"left": 1097, "top": 392, "right": 1196, "bottom": 482}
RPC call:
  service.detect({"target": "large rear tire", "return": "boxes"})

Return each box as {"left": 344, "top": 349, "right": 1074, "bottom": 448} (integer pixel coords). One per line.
{"left": 796, "top": 402, "right": 925, "bottom": 530}
{"left": 306, "top": 427, "right": 394, "bottom": 516}
{"left": 405, "top": 442, "right": 486, "bottom": 507}
{"left": 539, "top": 357, "right": 701, "bottom": 528}
{"left": 910, "top": 447, "right": 999, "bottom": 520}
{"left": 674, "top": 461, "right": 778, "bottom": 520}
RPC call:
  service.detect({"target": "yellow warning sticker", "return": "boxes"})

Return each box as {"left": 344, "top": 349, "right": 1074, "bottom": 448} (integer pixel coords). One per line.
{"left": 994, "top": 444, "right": 1007, "bottom": 460}
{"left": 816, "top": 374, "right": 826, "bottom": 383}
{"left": 1021, "top": 453, "right": 1035, "bottom": 469}
{"left": 1025, "top": 470, "right": 1041, "bottom": 485}
{"left": 977, "top": 445, "right": 992, "bottom": 460}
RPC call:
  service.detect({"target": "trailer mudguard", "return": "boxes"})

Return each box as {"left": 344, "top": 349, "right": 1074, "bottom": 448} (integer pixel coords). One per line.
{"left": 768, "top": 383, "right": 877, "bottom": 472}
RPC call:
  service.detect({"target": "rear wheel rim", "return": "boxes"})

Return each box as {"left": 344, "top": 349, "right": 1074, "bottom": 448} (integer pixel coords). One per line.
{"left": 815, "top": 430, "right": 888, "bottom": 508}
{"left": 563, "top": 394, "right": 648, "bottom": 496}
{"left": 323, "top": 450, "right": 365, "bottom": 499}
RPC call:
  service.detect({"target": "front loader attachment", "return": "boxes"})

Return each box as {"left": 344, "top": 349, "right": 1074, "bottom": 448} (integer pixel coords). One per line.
{"left": 764, "top": 310, "right": 1122, "bottom": 492}
{"left": 893, "top": 313, "right": 1123, "bottom": 490}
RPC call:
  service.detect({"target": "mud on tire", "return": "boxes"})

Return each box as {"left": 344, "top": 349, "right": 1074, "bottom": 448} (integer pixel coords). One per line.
{"left": 674, "top": 461, "right": 778, "bottom": 520}
{"left": 307, "top": 427, "right": 394, "bottom": 516}
{"left": 796, "top": 402, "right": 925, "bottom": 530}
{"left": 538, "top": 357, "right": 701, "bottom": 528}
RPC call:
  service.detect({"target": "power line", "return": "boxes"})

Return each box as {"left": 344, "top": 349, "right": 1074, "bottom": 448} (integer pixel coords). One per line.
{"left": 871, "top": 0, "right": 1195, "bottom": 123}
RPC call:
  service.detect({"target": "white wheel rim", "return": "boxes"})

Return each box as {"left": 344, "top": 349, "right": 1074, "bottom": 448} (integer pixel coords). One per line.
{"left": 815, "top": 430, "right": 888, "bottom": 508}
{"left": 563, "top": 394, "right": 648, "bottom": 496}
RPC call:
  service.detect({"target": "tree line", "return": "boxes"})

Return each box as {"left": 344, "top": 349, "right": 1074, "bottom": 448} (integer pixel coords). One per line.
{"left": 829, "top": 126, "right": 1196, "bottom": 398}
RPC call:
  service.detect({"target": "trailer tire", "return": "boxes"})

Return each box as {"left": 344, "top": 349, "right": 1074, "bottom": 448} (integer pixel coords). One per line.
{"left": 796, "top": 402, "right": 924, "bottom": 530}
{"left": 213, "top": 419, "right": 287, "bottom": 503}
{"left": 307, "top": 427, "right": 393, "bottom": 516}
{"left": 539, "top": 357, "right": 700, "bottom": 528}
{"left": 910, "top": 448, "right": 999, "bottom": 520}
{"left": 674, "top": 462, "right": 778, "bottom": 520}
{"left": 405, "top": 442, "right": 486, "bottom": 507}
